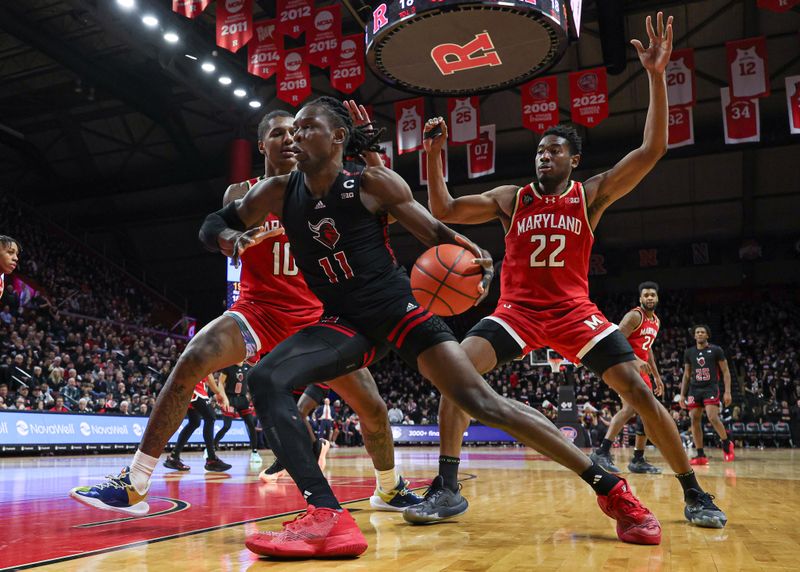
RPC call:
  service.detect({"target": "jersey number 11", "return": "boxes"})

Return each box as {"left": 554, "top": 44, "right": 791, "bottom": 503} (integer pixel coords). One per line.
{"left": 318, "top": 252, "right": 355, "bottom": 284}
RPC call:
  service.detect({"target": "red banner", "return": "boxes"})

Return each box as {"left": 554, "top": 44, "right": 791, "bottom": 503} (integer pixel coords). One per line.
{"left": 667, "top": 107, "right": 694, "bottom": 149}
{"left": 666, "top": 48, "right": 695, "bottom": 107}
{"left": 172, "top": 0, "right": 209, "bottom": 18}
{"left": 378, "top": 141, "right": 393, "bottom": 170}
{"left": 247, "top": 20, "right": 282, "bottom": 80}
{"left": 521, "top": 76, "right": 559, "bottom": 133}
{"left": 786, "top": 75, "right": 800, "bottom": 135}
{"left": 726, "top": 37, "right": 769, "bottom": 99}
{"left": 467, "top": 125, "right": 496, "bottom": 179}
{"left": 330, "top": 35, "right": 365, "bottom": 94}
{"left": 569, "top": 67, "right": 609, "bottom": 127}
{"left": 447, "top": 97, "right": 480, "bottom": 144}
{"left": 420, "top": 145, "right": 448, "bottom": 185}
{"left": 277, "top": 48, "right": 311, "bottom": 107}
{"left": 216, "top": 0, "right": 253, "bottom": 53}
{"left": 307, "top": 4, "right": 341, "bottom": 69}
{"left": 757, "top": 0, "right": 800, "bottom": 12}
{"left": 395, "top": 98, "right": 424, "bottom": 154}
{"left": 721, "top": 87, "right": 760, "bottom": 144}
{"left": 277, "top": 0, "right": 313, "bottom": 39}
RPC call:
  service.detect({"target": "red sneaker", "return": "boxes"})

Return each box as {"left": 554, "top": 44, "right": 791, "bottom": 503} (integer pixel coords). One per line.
{"left": 245, "top": 506, "right": 367, "bottom": 558}
{"left": 722, "top": 442, "right": 735, "bottom": 462}
{"left": 690, "top": 456, "right": 709, "bottom": 466}
{"left": 596, "top": 479, "right": 662, "bottom": 545}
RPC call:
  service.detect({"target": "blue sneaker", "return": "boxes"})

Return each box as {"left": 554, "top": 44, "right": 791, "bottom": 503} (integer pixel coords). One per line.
{"left": 70, "top": 466, "right": 150, "bottom": 516}
{"left": 369, "top": 476, "right": 425, "bottom": 512}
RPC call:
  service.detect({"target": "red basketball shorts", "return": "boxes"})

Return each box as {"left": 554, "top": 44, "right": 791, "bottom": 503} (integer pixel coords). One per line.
{"left": 225, "top": 299, "right": 322, "bottom": 365}
{"left": 485, "top": 297, "right": 618, "bottom": 364}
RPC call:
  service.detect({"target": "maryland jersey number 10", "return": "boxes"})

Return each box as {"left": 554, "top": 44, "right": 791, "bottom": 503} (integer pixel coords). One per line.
{"left": 273, "top": 242, "right": 299, "bottom": 276}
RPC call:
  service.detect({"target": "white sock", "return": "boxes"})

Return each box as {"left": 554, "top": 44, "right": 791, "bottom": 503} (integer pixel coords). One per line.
{"left": 376, "top": 467, "right": 399, "bottom": 493}
{"left": 130, "top": 450, "right": 159, "bottom": 494}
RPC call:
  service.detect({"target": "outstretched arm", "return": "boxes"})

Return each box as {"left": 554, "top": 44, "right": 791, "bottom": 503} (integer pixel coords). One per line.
{"left": 584, "top": 12, "right": 673, "bottom": 228}
{"left": 423, "top": 117, "right": 515, "bottom": 225}
{"left": 361, "top": 165, "right": 494, "bottom": 303}
{"left": 199, "top": 175, "right": 287, "bottom": 261}
{"left": 344, "top": 100, "right": 384, "bottom": 168}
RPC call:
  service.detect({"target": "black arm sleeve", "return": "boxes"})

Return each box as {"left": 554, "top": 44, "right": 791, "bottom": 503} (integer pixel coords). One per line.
{"left": 198, "top": 202, "right": 247, "bottom": 252}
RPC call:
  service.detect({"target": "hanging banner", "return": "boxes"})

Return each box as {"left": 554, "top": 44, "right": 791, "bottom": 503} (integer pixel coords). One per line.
{"left": 247, "top": 20, "right": 282, "bottom": 79}
{"left": 277, "top": 0, "right": 313, "bottom": 39}
{"left": 307, "top": 4, "right": 341, "bottom": 69}
{"left": 786, "top": 75, "right": 800, "bottom": 135}
{"left": 378, "top": 141, "right": 394, "bottom": 169}
{"left": 521, "top": 76, "right": 559, "bottom": 133}
{"left": 447, "top": 97, "right": 480, "bottom": 144}
{"left": 666, "top": 48, "right": 696, "bottom": 107}
{"left": 216, "top": 0, "right": 253, "bottom": 53}
{"left": 467, "top": 124, "right": 496, "bottom": 179}
{"left": 277, "top": 48, "right": 311, "bottom": 107}
{"left": 394, "top": 98, "right": 424, "bottom": 154}
{"left": 330, "top": 35, "right": 365, "bottom": 94}
{"left": 420, "top": 145, "right": 449, "bottom": 185}
{"left": 172, "top": 0, "right": 209, "bottom": 18}
{"left": 757, "top": 0, "right": 800, "bottom": 12}
{"left": 568, "top": 67, "right": 609, "bottom": 127}
{"left": 726, "top": 37, "right": 770, "bottom": 99}
{"left": 721, "top": 87, "right": 760, "bottom": 144}
{"left": 667, "top": 107, "right": 694, "bottom": 149}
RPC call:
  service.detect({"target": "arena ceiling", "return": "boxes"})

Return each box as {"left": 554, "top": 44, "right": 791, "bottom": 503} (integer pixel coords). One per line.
{"left": 1, "top": 0, "right": 799, "bottom": 318}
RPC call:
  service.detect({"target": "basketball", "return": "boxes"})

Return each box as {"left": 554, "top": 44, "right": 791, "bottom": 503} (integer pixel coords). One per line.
{"left": 411, "top": 244, "right": 482, "bottom": 316}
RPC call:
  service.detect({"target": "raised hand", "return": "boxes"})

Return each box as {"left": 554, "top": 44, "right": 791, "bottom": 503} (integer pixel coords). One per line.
{"left": 631, "top": 12, "right": 673, "bottom": 74}
{"left": 344, "top": 99, "right": 373, "bottom": 129}
{"left": 423, "top": 117, "right": 448, "bottom": 154}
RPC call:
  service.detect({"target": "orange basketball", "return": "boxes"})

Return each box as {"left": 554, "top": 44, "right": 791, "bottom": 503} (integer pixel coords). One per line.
{"left": 411, "top": 244, "right": 482, "bottom": 316}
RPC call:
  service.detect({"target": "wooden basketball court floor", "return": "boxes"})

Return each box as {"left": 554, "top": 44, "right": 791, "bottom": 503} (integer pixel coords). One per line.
{"left": 1, "top": 446, "right": 798, "bottom": 571}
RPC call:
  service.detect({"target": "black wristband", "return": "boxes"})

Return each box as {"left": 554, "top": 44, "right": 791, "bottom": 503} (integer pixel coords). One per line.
{"left": 198, "top": 203, "right": 246, "bottom": 252}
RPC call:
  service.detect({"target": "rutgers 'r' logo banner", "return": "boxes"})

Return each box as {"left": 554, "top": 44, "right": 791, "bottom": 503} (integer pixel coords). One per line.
{"left": 431, "top": 32, "right": 502, "bottom": 76}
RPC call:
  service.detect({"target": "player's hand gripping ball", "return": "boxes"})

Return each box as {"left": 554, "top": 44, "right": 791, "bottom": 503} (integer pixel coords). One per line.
{"left": 411, "top": 244, "right": 484, "bottom": 316}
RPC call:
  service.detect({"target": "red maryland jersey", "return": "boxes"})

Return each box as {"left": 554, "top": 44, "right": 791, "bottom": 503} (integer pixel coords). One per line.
{"left": 626, "top": 306, "right": 660, "bottom": 362}
{"left": 192, "top": 378, "right": 209, "bottom": 401}
{"left": 237, "top": 176, "right": 323, "bottom": 314}
{"left": 0, "top": 274, "right": 4, "bottom": 298}
{"left": 500, "top": 180, "right": 593, "bottom": 309}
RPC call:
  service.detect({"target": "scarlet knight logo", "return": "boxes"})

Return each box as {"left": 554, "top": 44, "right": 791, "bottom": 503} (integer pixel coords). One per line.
{"left": 309, "top": 218, "right": 341, "bottom": 249}
{"left": 697, "top": 356, "right": 706, "bottom": 366}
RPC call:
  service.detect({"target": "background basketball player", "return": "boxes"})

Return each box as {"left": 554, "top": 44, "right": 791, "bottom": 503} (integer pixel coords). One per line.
{"left": 680, "top": 324, "right": 735, "bottom": 464}
{"left": 0, "top": 235, "right": 21, "bottom": 299}
{"left": 592, "top": 282, "right": 664, "bottom": 474}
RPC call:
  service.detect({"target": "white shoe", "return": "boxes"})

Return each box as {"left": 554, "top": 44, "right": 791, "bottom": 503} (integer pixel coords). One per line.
{"left": 249, "top": 452, "right": 262, "bottom": 466}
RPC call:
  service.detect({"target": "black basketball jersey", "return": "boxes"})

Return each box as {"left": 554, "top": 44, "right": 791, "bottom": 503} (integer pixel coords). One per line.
{"left": 683, "top": 344, "right": 726, "bottom": 386}
{"left": 221, "top": 363, "right": 250, "bottom": 398}
{"left": 281, "top": 168, "right": 410, "bottom": 321}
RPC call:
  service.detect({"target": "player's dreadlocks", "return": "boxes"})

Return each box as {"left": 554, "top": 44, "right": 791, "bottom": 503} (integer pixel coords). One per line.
{"left": 303, "top": 96, "right": 385, "bottom": 157}
{"left": 0, "top": 235, "right": 21, "bottom": 254}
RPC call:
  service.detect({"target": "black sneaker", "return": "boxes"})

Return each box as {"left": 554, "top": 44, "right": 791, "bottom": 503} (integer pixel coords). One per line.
{"left": 259, "top": 458, "right": 287, "bottom": 482}
{"left": 204, "top": 458, "right": 232, "bottom": 472}
{"left": 402, "top": 475, "right": 468, "bottom": 525}
{"left": 590, "top": 450, "right": 621, "bottom": 473}
{"left": 163, "top": 456, "right": 190, "bottom": 471}
{"left": 684, "top": 489, "right": 727, "bottom": 528}
{"left": 628, "top": 457, "right": 662, "bottom": 474}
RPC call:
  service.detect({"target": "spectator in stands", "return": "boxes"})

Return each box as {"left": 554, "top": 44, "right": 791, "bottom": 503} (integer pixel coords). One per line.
{"left": 790, "top": 399, "right": 800, "bottom": 446}
{"left": 118, "top": 400, "right": 131, "bottom": 415}
{"left": 77, "top": 398, "right": 92, "bottom": 414}
{"left": 387, "top": 402, "right": 403, "bottom": 424}
{"left": 0, "top": 383, "right": 8, "bottom": 404}
{"left": 49, "top": 395, "right": 69, "bottom": 412}
{"left": 0, "top": 305, "right": 12, "bottom": 324}
{"left": 12, "top": 396, "right": 28, "bottom": 410}
{"left": 15, "top": 385, "right": 31, "bottom": 407}
{"left": 137, "top": 403, "right": 149, "bottom": 416}
{"left": 62, "top": 377, "right": 80, "bottom": 405}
